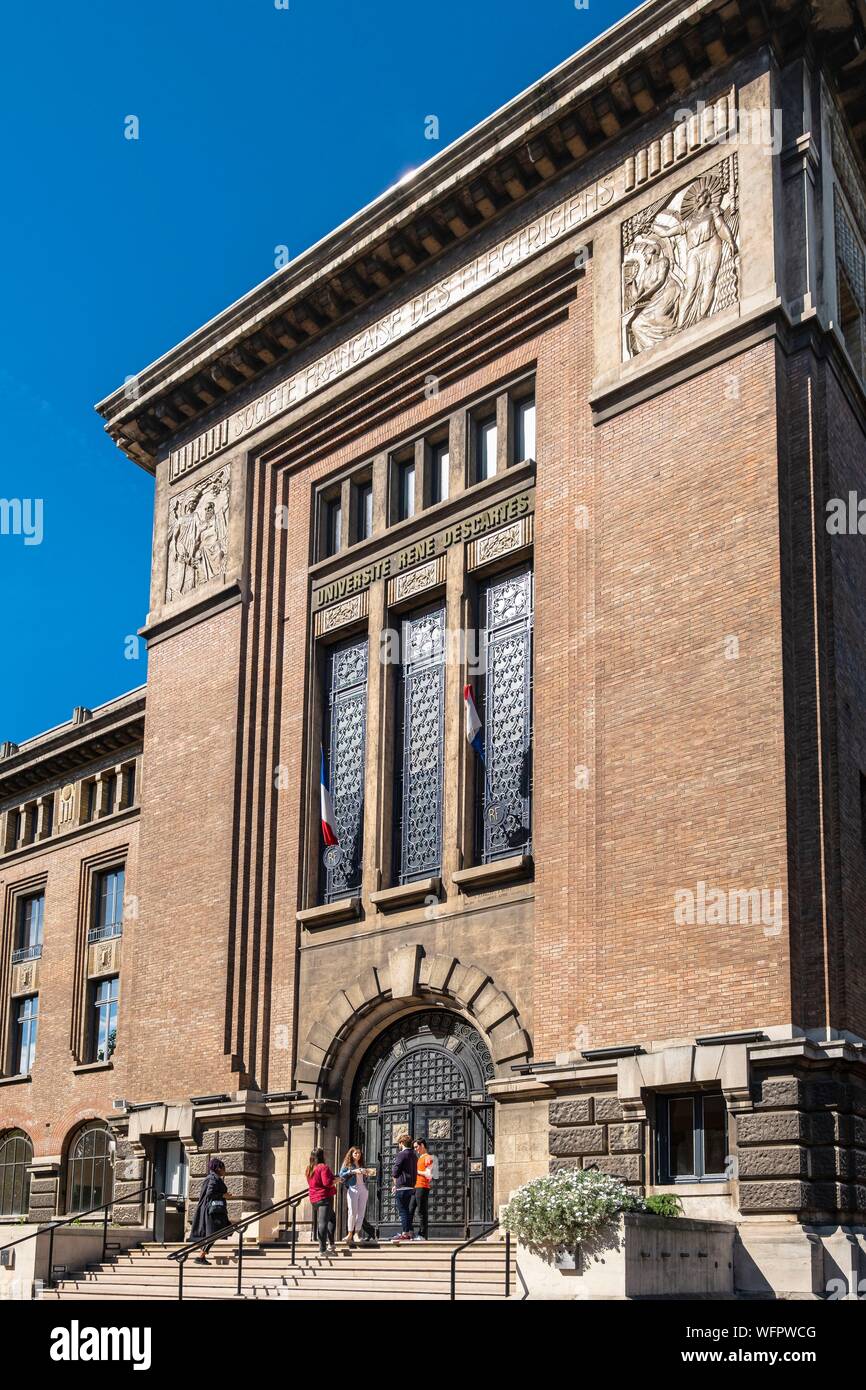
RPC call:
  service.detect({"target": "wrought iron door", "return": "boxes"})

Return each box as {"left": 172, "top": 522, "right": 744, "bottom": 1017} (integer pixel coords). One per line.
{"left": 352, "top": 1010, "right": 495, "bottom": 1238}
{"left": 395, "top": 605, "right": 446, "bottom": 883}
{"left": 323, "top": 636, "right": 368, "bottom": 902}
{"left": 478, "top": 565, "right": 533, "bottom": 862}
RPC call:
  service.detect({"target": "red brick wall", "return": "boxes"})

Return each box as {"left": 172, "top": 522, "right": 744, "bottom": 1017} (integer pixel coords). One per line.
{"left": 123, "top": 610, "right": 242, "bottom": 1099}
{"left": 533, "top": 331, "right": 792, "bottom": 1055}
{"left": 0, "top": 818, "right": 138, "bottom": 1160}
{"left": 822, "top": 362, "right": 866, "bottom": 1036}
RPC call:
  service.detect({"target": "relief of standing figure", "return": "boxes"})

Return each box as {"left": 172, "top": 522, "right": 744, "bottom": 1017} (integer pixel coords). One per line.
{"left": 660, "top": 174, "right": 739, "bottom": 329}
{"left": 164, "top": 465, "right": 231, "bottom": 603}
{"left": 623, "top": 165, "right": 739, "bottom": 358}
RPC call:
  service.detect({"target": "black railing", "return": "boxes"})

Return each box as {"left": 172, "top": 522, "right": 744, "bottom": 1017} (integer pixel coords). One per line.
{"left": 449, "top": 1221, "right": 511, "bottom": 1301}
{"left": 11, "top": 944, "right": 42, "bottom": 964}
{"left": 167, "top": 1187, "right": 310, "bottom": 1301}
{"left": 87, "top": 923, "right": 123, "bottom": 944}
{"left": 0, "top": 1183, "right": 156, "bottom": 1288}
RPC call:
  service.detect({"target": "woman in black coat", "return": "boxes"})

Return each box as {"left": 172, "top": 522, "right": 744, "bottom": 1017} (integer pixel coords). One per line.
{"left": 188, "top": 1158, "right": 230, "bottom": 1264}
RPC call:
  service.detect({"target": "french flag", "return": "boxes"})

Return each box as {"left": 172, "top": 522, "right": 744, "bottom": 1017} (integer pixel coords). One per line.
{"left": 464, "top": 684, "right": 485, "bottom": 762}
{"left": 320, "top": 746, "right": 339, "bottom": 847}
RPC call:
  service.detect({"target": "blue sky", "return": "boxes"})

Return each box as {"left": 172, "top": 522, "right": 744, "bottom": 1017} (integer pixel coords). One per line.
{"left": 0, "top": 0, "right": 634, "bottom": 744}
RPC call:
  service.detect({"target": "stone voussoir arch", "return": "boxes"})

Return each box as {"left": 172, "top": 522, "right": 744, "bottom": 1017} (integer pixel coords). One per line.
{"left": 296, "top": 943, "right": 530, "bottom": 1093}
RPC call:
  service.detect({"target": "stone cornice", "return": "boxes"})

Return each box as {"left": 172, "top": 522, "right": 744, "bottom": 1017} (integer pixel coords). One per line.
{"left": 94, "top": 0, "right": 866, "bottom": 471}
{"left": 0, "top": 688, "right": 146, "bottom": 796}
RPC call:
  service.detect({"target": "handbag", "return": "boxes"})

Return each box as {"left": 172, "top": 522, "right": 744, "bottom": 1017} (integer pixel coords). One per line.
{"left": 207, "top": 1198, "right": 227, "bottom": 1218}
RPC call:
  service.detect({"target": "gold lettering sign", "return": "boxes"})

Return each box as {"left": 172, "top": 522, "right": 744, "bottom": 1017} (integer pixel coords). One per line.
{"left": 313, "top": 491, "right": 533, "bottom": 611}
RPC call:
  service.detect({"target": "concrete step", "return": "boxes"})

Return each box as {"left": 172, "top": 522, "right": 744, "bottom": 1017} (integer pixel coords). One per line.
{"left": 53, "top": 1268, "right": 511, "bottom": 1289}
{"left": 45, "top": 1236, "right": 516, "bottom": 1301}
{"left": 44, "top": 1284, "right": 505, "bottom": 1295}
{"left": 88, "top": 1253, "right": 514, "bottom": 1272}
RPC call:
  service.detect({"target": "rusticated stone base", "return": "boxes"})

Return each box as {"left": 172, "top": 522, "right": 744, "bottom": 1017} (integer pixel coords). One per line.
{"left": 188, "top": 1125, "right": 262, "bottom": 1224}
{"left": 111, "top": 1136, "right": 148, "bottom": 1226}
{"left": 736, "top": 1063, "right": 866, "bottom": 1222}
{"left": 548, "top": 1091, "right": 645, "bottom": 1186}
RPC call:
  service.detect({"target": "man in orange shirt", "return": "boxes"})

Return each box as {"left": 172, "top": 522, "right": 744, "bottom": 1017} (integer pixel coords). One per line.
{"left": 412, "top": 1137, "right": 434, "bottom": 1241}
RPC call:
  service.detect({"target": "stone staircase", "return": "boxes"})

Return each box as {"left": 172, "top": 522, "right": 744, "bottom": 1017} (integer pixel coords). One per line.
{"left": 41, "top": 1236, "right": 518, "bottom": 1301}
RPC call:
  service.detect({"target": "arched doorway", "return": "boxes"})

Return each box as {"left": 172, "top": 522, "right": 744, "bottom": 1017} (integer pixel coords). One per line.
{"left": 350, "top": 1009, "right": 495, "bottom": 1239}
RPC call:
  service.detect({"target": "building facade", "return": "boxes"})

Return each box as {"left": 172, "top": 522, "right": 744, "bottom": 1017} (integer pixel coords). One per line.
{"left": 3, "top": 0, "right": 866, "bottom": 1294}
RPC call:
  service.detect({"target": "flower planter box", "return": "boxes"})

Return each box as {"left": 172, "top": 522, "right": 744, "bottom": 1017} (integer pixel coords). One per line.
{"left": 516, "top": 1213, "right": 735, "bottom": 1300}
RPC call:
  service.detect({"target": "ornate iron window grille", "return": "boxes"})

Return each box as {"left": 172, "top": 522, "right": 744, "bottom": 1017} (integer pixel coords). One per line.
{"left": 395, "top": 605, "right": 446, "bottom": 883}
{"left": 477, "top": 565, "right": 534, "bottom": 863}
{"left": 322, "top": 635, "right": 368, "bottom": 903}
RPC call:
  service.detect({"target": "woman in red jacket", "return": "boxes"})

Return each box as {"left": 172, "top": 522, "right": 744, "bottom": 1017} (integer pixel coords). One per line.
{"left": 306, "top": 1148, "right": 337, "bottom": 1255}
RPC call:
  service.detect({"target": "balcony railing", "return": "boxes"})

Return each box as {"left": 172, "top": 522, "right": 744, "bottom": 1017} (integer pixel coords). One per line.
{"left": 11, "top": 944, "right": 42, "bottom": 964}
{"left": 87, "top": 923, "right": 123, "bottom": 944}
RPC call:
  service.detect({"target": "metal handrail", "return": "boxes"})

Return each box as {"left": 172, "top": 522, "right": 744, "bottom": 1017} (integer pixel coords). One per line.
{"left": 87, "top": 923, "right": 123, "bottom": 943}
{"left": 168, "top": 1187, "right": 310, "bottom": 1301}
{"left": 449, "top": 1221, "right": 511, "bottom": 1301}
{"left": 0, "top": 1183, "right": 155, "bottom": 1287}
{"left": 11, "top": 944, "right": 42, "bottom": 963}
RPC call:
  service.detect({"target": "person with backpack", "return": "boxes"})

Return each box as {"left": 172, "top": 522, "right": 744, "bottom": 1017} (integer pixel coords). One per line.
{"left": 411, "top": 1137, "right": 435, "bottom": 1241}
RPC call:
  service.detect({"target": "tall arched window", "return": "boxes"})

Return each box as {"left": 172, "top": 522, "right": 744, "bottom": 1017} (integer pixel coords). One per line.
{"left": 0, "top": 1130, "right": 33, "bottom": 1216}
{"left": 66, "top": 1123, "right": 113, "bottom": 1214}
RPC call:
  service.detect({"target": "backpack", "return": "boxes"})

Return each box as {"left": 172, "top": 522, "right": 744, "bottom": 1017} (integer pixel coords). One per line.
{"left": 429, "top": 1154, "right": 440, "bottom": 1182}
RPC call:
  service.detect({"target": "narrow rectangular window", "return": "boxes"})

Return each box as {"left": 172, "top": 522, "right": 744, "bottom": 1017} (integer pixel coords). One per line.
{"left": 430, "top": 441, "right": 450, "bottom": 504}
{"left": 15, "top": 996, "right": 38, "bottom": 1074}
{"left": 396, "top": 605, "right": 446, "bottom": 883}
{"left": 398, "top": 460, "right": 416, "bottom": 520}
{"left": 835, "top": 190, "right": 866, "bottom": 382}
{"left": 477, "top": 566, "right": 533, "bottom": 863}
{"left": 15, "top": 893, "right": 44, "bottom": 960}
{"left": 667, "top": 1096, "right": 695, "bottom": 1179}
{"left": 91, "top": 867, "right": 125, "bottom": 941}
{"left": 701, "top": 1093, "right": 727, "bottom": 1176}
{"left": 475, "top": 416, "right": 497, "bottom": 481}
{"left": 658, "top": 1092, "right": 728, "bottom": 1182}
{"left": 124, "top": 762, "right": 136, "bottom": 807}
{"left": 357, "top": 481, "right": 374, "bottom": 541}
{"left": 515, "top": 396, "right": 536, "bottom": 462}
{"left": 86, "top": 781, "right": 97, "bottom": 822}
{"left": 325, "top": 497, "right": 342, "bottom": 556}
{"left": 92, "top": 976, "right": 119, "bottom": 1063}
{"left": 322, "top": 637, "right": 368, "bottom": 903}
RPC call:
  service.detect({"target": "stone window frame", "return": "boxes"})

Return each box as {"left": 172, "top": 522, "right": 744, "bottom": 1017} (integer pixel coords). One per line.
{"left": 311, "top": 367, "right": 537, "bottom": 565}
{"left": 305, "top": 368, "right": 538, "bottom": 916}
{"left": 0, "top": 870, "right": 49, "bottom": 1078}
{"left": 470, "top": 560, "right": 535, "bottom": 867}
{"left": 654, "top": 1089, "right": 729, "bottom": 1185}
{"left": 70, "top": 844, "right": 129, "bottom": 1065}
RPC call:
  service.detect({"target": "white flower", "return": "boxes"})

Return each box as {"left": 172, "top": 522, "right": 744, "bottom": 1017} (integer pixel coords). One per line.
{"left": 501, "top": 1168, "right": 643, "bottom": 1249}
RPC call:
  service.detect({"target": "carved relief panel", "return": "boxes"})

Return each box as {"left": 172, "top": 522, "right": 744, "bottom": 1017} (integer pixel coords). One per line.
{"left": 87, "top": 936, "right": 122, "bottom": 980}
{"left": 165, "top": 465, "right": 231, "bottom": 603}
{"left": 622, "top": 155, "right": 740, "bottom": 360}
